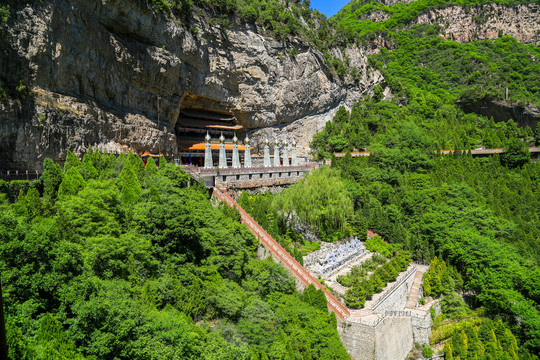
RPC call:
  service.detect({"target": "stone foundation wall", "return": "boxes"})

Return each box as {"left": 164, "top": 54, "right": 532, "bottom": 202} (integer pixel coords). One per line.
{"left": 371, "top": 267, "right": 416, "bottom": 313}
{"left": 338, "top": 320, "right": 376, "bottom": 360}
{"left": 411, "top": 310, "right": 432, "bottom": 345}
{"left": 215, "top": 169, "right": 306, "bottom": 187}
{"left": 375, "top": 316, "right": 413, "bottom": 360}
{"left": 338, "top": 315, "right": 416, "bottom": 360}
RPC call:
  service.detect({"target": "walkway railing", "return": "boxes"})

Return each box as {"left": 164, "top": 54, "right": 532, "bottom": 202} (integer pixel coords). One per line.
{"left": 385, "top": 310, "right": 412, "bottom": 317}
{"left": 371, "top": 266, "right": 417, "bottom": 311}
{"left": 334, "top": 147, "right": 540, "bottom": 158}
{"left": 184, "top": 163, "right": 318, "bottom": 176}
{"left": 212, "top": 186, "right": 350, "bottom": 321}
{"left": 0, "top": 170, "right": 40, "bottom": 181}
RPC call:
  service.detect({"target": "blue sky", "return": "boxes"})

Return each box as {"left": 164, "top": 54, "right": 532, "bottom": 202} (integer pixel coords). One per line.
{"left": 310, "top": 0, "right": 350, "bottom": 17}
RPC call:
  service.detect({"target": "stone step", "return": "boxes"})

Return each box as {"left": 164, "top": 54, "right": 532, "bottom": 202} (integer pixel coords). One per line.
{"left": 349, "top": 308, "right": 372, "bottom": 317}
{"left": 328, "top": 281, "right": 349, "bottom": 296}
{"left": 405, "top": 267, "right": 427, "bottom": 309}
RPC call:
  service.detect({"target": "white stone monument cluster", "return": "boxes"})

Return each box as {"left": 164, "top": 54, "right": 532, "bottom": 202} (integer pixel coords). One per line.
{"left": 263, "top": 138, "right": 298, "bottom": 168}
{"left": 204, "top": 132, "right": 298, "bottom": 169}
{"left": 304, "top": 237, "right": 366, "bottom": 278}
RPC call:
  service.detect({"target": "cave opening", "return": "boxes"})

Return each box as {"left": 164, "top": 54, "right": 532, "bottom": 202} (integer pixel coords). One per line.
{"left": 175, "top": 95, "right": 246, "bottom": 167}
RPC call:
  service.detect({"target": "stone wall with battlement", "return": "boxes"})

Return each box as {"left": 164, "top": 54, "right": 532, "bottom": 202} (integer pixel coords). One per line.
{"left": 303, "top": 237, "right": 367, "bottom": 278}
{"left": 338, "top": 313, "right": 416, "bottom": 360}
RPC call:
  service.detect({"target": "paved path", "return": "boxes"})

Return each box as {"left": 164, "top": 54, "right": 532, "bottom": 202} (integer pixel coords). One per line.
{"left": 405, "top": 265, "right": 429, "bottom": 309}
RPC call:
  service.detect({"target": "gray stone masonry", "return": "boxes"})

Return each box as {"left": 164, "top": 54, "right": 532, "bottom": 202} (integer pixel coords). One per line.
{"left": 219, "top": 143, "right": 227, "bottom": 169}
{"left": 244, "top": 136, "right": 252, "bottom": 168}
{"left": 283, "top": 145, "right": 289, "bottom": 166}
{"left": 411, "top": 309, "right": 432, "bottom": 345}
{"left": 204, "top": 134, "right": 213, "bottom": 168}
{"left": 274, "top": 142, "right": 280, "bottom": 167}
{"left": 232, "top": 144, "right": 240, "bottom": 168}
{"left": 264, "top": 144, "right": 271, "bottom": 167}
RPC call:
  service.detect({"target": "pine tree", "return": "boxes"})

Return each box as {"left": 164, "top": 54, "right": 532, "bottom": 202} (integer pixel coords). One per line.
{"left": 79, "top": 153, "right": 99, "bottom": 180}
{"left": 25, "top": 187, "right": 41, "bottom": 219}
{"left": 119, "top": 163, "right": 142, "bottom": 208}
{"left": 149, "top": 185, "right": 161, "bottom": 203}
{"left": 58, "top": 167, "right": 86, "bottom": 199}
{"left": 125, "top": 152, "right": 144, "bottom": 181}
{"left": 443, "top": 341, "right": 453, "bottom": 360}
{"left": 42, "top": 158, "right": 64, "bottom": 203}
{"left": 63, "top": 150, "right": 81, "bottom": 172}
{"left": 144, "top": 157, "right": 158, "bottom": 178}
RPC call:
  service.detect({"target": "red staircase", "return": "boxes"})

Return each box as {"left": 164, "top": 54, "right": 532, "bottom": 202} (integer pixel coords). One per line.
{"left": 212, "top": 186, "right": 350, "bottom": 321}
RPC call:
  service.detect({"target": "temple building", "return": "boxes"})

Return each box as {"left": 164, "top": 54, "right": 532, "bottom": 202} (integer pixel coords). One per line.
{"left": 175, "top": 108, "right": 251, "bottom": 166}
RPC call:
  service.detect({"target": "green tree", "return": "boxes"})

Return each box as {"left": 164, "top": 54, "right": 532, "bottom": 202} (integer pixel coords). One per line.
{"left": 24, "top": 187, "right": 41, "bottom": 219}
{"left": 501, "top": 138, "right": 530, "bottom": 169}
{"left": 58, "top": 167, "right": 86, "bottom": 199}
{"left": 302, "top": 284, "right": 328, "bottom": 311}
{"left": 144, "top": 157, "right": 158, "bottom": 178}
{"left": 41, "top": 158, "right": 64, "bottom": 204}
{"left": 63, "top": 150, "right": 81, "bottom": 172}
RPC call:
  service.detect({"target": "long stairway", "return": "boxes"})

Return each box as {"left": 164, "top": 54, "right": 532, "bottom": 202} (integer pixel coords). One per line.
{"left": 212, "top": 186, "right": 351, "bottom": 321}
{"left": 405, "top": 265, "right": 429, "bottom": 309}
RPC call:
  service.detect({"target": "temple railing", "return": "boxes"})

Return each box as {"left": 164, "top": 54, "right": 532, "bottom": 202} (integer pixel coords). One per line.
{"left": 0, "top": 170, "right": 40, "bottom": 181}
{"left": 182, "top": 163, "right": 318, "bottom": 176}
{"left": 371, "top": 266, "right": 417, "bottom": 312}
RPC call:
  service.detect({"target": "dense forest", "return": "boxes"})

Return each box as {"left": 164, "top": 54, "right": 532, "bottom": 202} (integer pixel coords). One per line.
{"left": 0, "top": 151, "right": 348, "bottom": 359}
{"left": 303, "top": 17, "right": 540, "bottom": 356}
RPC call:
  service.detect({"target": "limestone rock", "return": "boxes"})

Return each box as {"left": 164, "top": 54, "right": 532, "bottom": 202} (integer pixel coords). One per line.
{"left": 416, "top": 3, "right": 540, "bottom": 45}
{"left": 0, "top": 0, "right": 382, "bottom": 170}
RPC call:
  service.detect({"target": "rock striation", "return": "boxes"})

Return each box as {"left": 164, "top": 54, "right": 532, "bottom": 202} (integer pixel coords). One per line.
{"left": 416, "top": 3, "right": 540, "bottom": 44}
{"left": 0, "top": 0, "right": 382, "bottom": 170}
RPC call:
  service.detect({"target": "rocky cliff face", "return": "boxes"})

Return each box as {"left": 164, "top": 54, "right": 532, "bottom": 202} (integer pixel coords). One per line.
{"left": 0, "top": 0, "right": 382, "bottom": 170}
{"left": 416, "top": 3, "right": 540, "bottom": 44}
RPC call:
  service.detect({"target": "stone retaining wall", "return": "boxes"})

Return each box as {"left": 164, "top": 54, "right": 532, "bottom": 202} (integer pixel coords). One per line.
{"left": 371, "top": 267, "right": 417, "bottom": 313}
{"left": 375, "top": 316, "right": 414, "bottom": 360}
{"left": 338, "top": 320, "right": 376, "bottom": 360}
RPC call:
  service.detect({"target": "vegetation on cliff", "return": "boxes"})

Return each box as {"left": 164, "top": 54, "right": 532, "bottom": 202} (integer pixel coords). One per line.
{"left": 334, "top": 0, "right": 538, "bottom": 42}
{"left": 0, "top": 151, "right": 348, "bottom": 359}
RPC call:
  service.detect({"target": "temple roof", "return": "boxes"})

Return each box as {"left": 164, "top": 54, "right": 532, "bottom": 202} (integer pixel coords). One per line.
{"left": 177, "top": 118, "right": 243, "bottom": 130}
{"left": 179, "top": 142, "right": 253, "bottom": 151}
{"left": 140, "top": 151, "right": 163, "bottom": 157}
{"left": 180, "top": 109, "right": 236, "bottom": 122}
